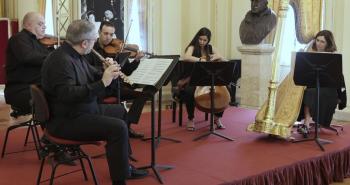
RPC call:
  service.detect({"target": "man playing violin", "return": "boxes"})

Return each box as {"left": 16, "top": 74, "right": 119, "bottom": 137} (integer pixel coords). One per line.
{"left": 5, "top": 12, "right": 51, "bottom": 115}
{"left": 86, "top": 21, "right": 155, "bottom": 139}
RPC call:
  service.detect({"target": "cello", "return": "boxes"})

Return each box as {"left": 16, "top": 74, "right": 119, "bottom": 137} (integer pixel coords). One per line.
{"left": 193, "top": 57, "right": 231, "bottom": 113}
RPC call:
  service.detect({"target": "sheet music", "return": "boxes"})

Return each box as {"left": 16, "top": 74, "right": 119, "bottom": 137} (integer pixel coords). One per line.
{"left": 127, "top": 58, "right": 173, "bottom": 86}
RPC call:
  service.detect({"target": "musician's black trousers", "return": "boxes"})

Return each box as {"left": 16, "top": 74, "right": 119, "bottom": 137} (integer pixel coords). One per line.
{"left": 180, "top": 86, "right": 223, "bottom": 120}
{"left": 48, "top": 104, "right": 130, "bottom": 181}
{"left": 4, "top": 84, "right": 32, "bottom": 114}
{"left": 121, "top": 85, "right": 158, "bottom": 124}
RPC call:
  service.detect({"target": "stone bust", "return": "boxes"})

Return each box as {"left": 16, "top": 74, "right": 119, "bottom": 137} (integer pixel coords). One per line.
{"left": 239, "top": 0, "right": 277, "bottom": 44}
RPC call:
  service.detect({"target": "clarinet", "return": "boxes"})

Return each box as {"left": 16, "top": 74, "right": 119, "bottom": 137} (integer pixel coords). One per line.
{"left": 91, "top": 48, "right": 133, "bottom": 85}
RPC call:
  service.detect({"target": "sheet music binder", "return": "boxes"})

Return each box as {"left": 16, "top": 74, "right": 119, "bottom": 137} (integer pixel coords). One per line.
{"left": 127, "top": 58, "right": 178, "bottom": 89}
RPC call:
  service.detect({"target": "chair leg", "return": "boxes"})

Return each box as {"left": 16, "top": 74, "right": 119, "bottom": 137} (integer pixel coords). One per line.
{"left": 1, "top": 128, "right": 12, "bottom": 158}
{"left": 36, "top": 157, "right": 46, "bottom": 185}
{"left": 79, "top": 157, "right": 89, "bottom": 181}
{"left": 85, "top": 156, "right": 99, "bottom": 185}
{"left": 179, "top": 100, "right": 183, "bottom": 127}
{"left": 30, "top": 124, "right": 41, "bottom": 160}
{"left": 1, "top": 124, "right": 23, "bottom": 158}
{"left": 81, "top": 149, "right": 99, "bottom": 185}
{"left": 24, "top": 125, "right": 31, "bottom": 146}
{"left": 205, "top": 113, "right": 208, "bottom": 121}
{"left": 172, "top": 101, "right": 177, "bottom": 123}
{"left": 1, "top": 120, "right": 32, "bottom": 158}
{"left": 49, "top": 163, "right": 59, "bottom": 185}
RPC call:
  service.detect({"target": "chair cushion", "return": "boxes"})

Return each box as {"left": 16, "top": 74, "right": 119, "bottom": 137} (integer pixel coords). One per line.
{"left": 103, "top": 97, "right": 119, "bottom": 104}
{"left": 44, "top": 130, "right": 102, "bottom": 146}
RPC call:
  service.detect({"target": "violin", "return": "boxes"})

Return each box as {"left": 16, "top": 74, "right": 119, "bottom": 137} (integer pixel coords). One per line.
{"left": 103, "top": 38, "right": 152, "bottom": 58}
{"left": 39, "top": 35, "right": 64, "bottom": 47}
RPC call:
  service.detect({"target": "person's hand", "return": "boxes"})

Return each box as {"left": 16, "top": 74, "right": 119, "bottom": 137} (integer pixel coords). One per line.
{"left": 103, "top": 57, "right": 116, "bottom": 69}
{"left": 210, "top": 54, "right": 221, "bottom": 62}
{"left": 177, "top": 77, "right": 190, "bottom": 90}
{"left": 135, "top": 51, "right": 145, "bottom": 60}
{"left": 102, "top": 64, "right": 121, "bottom": 87}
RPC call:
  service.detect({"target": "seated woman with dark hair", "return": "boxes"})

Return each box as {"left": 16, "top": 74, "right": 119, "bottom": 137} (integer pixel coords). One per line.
{"left": 298, "top": 30, "right": 347, "bottom": 135}
{"left": 179, "top": 27, "right": 227, "bottom": 131}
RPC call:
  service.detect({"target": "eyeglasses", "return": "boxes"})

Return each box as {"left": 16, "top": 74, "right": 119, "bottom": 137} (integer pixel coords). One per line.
{"left": 84, "top": 38, "right": 97, "bottom": 43}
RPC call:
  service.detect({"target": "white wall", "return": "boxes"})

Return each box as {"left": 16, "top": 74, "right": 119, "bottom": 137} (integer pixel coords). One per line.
{"left": 231, "top": 0, "right": 250, "bottom": 59}
{"left": 160, "top": 0, "right": 182, "bottom": 55}
{"left": 149, "top": 0, "right": 250, "bottom": 59}
{"left": 324, "top": 0, "right": 350, "bottom": 120}
{"left": 7, "top": 0, "right": 38, "bottom": 29}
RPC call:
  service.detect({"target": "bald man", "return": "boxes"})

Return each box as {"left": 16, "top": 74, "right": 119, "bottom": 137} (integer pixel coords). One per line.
{"left": 5, "top": 12, "right": 51, "bottom": 115}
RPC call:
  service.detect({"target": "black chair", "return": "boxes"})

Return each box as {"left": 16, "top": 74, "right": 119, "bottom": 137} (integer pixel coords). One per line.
{"left": 30, "top": 85, "right": 100, "bottom": 185}
{"left": 171, "top": 86, "right": 208, "bottom": 127}
{"left": 1, "top": 104, "right": 41, "bottom": 159}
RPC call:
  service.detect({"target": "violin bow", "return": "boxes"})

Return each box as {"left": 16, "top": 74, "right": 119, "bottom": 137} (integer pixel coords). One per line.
{"left": 113, "top": 20, "right": 133, "bottom": 66}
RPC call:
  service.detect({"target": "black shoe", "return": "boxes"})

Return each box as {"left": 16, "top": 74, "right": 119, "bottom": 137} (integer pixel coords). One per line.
{"left": 40, "top": 135, "right": 51, "bottom": 145}
{"left": 54, "top": 151, "right": 77, "bottom": 166}
{"left": 112, "top": 180, "right": 126, "bottom": 185}
{"left": 297, "top": 124, "right": 309, "bottom": 138}
{"left": 129, "top": 128, "right": 144, "bottom": 139}
{"left": 127, "top": 165, "right": 148, "bottom": 179}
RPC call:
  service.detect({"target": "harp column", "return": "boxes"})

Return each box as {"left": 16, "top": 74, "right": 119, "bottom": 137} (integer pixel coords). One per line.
{"left": 246, "top": 0, "right": 291, "bottom": 138}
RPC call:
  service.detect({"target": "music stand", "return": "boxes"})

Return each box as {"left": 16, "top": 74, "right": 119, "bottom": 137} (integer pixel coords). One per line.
{"left": 190, "top": 62, "right": 236, "bottom": 141}
{"left": 142, "top": 55, "right": 182, "bottom": 146}
{"left": 293, "top": 52, "right": 342, "bottom": 151}
{"left": 115, "top": 52, "right": 131, "bottom": 67}
{"left": 114, "top": 52, "right": 131, "bottom": 103}
{"left": 228, "top": 59, "right": 241, "bottom": 106}
{"left": 136, "top": 57, "right": 179, "bottom": 184}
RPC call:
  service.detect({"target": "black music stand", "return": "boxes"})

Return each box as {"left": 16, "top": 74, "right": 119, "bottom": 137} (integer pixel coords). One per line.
{"left": 138, "top": 95, "right": 174, "bottom": 184}
{"left": 228, "top": 59, "right": 241, "bottom": 106}
{"left": 142, "top": 55, "right": 182, "bottom": 147}
{"left": 190, "top": 62, "right": 236, "bottom": 141}
{"left": 137, "top": 56, "right": 179, "bottom": 184}
{"left": 114, "top": 52, "right": 131, "bottom": 103}
{"left": 293, "top": 52, "right": 342, "bottom": 151}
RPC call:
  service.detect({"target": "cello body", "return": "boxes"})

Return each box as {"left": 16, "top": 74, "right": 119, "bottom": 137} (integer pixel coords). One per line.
{"left": 194, "top": 85, "right": 230, "bottom": 113}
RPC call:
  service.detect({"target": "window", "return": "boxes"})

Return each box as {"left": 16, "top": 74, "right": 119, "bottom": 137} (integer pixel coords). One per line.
{"left": 45, "top": 0, "right": 54, "bottom": 35}
{"left": 128, "top": 0, "right": 141, "bottom": 49}
{"left": 126, "top": 0, "right": 147, "bottom": 51}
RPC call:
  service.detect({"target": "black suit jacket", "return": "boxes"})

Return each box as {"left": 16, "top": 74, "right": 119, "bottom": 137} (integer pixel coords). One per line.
{"left": 5, "top": 29, "right": 52, "bottom": 113}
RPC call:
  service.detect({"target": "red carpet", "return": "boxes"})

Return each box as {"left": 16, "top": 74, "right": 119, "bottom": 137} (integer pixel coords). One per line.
{"left": 1, "top": 107, "right": 350, "bottom": 185}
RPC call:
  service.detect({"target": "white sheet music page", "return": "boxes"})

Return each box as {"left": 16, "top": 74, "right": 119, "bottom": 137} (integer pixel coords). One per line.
{"left": 127, "top": 58, "right": 173, "bottom": 86}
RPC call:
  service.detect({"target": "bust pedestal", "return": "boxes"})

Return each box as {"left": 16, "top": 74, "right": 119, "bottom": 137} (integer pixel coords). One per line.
{"left": 237, "top": 44, "right": 274, "bottom": 108}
